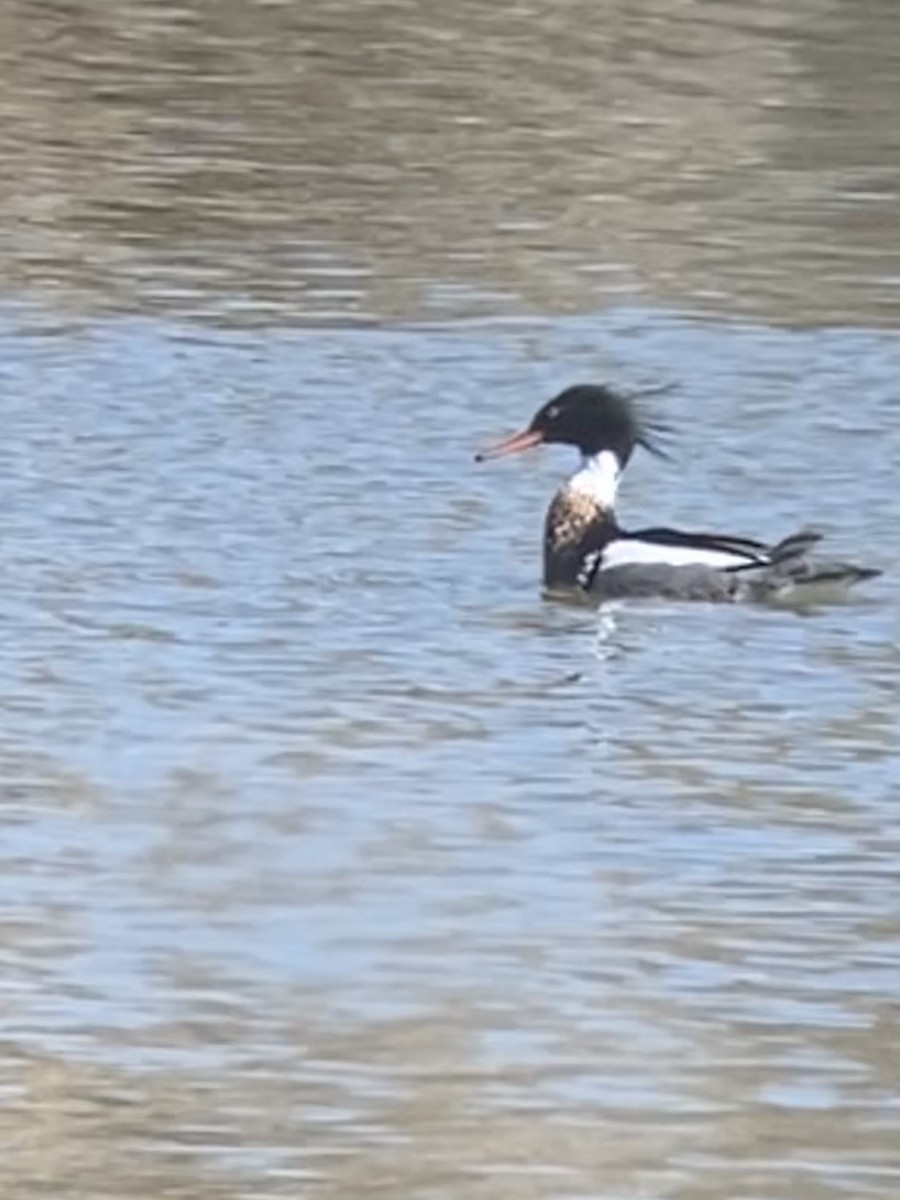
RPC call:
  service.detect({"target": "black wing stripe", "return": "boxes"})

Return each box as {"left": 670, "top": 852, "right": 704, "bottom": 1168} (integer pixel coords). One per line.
{"left": 623, "top": 526, "right": 770, "bottom": 561}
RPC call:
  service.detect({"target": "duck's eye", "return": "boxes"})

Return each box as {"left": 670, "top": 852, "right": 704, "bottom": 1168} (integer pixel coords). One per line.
{"left": 546, "top": 405, "right": 561, "bottom": 420}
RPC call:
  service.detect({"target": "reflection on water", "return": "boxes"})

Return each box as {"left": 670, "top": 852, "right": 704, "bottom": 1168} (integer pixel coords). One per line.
{"left": 1, "top": 0, "right": 900, "bottom": 1198}
{"left": 0, "top": 0, "right": 898, "bottom": 325}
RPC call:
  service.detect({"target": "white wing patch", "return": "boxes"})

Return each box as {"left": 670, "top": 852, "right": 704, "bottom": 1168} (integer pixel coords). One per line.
{"left": 598, "top": 539, "right": 763, "bottom": 572}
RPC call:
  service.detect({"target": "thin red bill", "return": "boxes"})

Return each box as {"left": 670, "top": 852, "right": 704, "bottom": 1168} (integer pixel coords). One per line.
{"left": 475, "top": 428, "right": 544, "bottom": 462}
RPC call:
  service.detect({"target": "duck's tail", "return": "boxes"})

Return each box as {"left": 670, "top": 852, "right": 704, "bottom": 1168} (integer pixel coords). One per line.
{"left": 741, "top": 528, "right": 881, "bottom": 604}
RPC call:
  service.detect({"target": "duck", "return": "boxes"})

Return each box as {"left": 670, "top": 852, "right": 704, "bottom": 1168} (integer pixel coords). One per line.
{"left": 475, "top": 383, "right": 880, "bottom": 603}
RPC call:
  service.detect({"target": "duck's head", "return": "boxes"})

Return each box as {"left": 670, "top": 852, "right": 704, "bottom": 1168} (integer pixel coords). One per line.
{"left": 475, "top": 383, "right": 671, "bottom": 466}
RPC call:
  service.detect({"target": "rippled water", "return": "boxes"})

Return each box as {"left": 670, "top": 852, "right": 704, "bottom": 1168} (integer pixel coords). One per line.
{"left": 2, "top": 0, "right": 900, "bottom": 1197}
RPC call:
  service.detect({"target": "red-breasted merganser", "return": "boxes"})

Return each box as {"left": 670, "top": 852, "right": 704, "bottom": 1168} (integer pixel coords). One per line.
{"left": 476, "top": 383, "right": 880, "bottom": 603}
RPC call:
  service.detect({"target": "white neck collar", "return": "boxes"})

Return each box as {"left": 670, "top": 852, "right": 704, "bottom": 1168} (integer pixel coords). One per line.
{"left": 567, "top": 449, "right": 621, "bottom": 508}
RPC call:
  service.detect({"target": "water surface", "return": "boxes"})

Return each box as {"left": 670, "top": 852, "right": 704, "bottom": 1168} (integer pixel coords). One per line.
{"left": 1, "top": 1, "right": 900, "bottom": 1198}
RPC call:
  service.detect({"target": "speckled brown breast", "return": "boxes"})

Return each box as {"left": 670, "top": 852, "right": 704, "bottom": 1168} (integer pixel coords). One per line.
{"left": 543, "top": 486, "right": 614, "bottom": 590}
